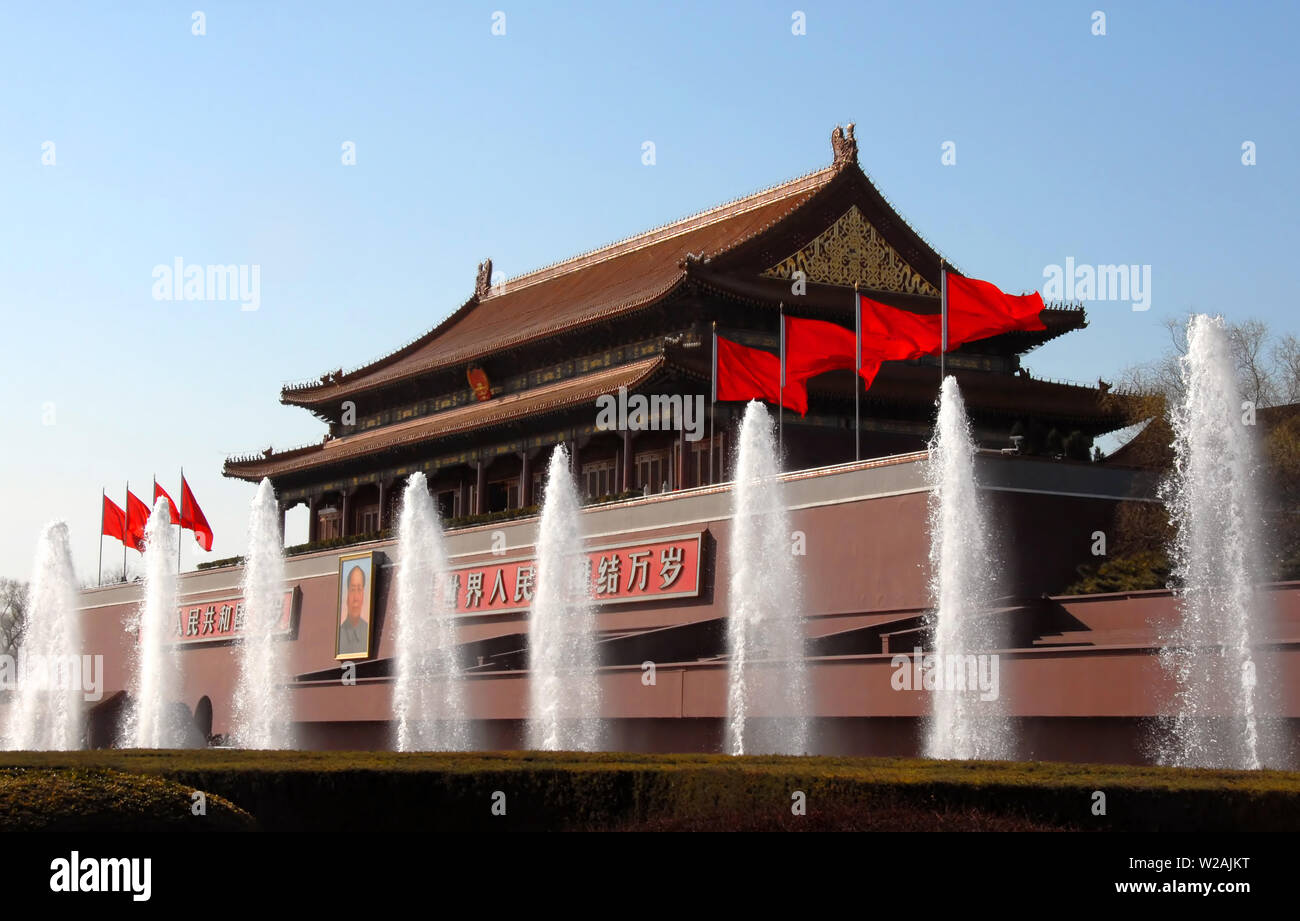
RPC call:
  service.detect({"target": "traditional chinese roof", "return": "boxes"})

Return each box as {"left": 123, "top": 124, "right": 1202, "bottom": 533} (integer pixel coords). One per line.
{"left": 279, "top": 168, "right": 835, "bottom": 409}
{"left": 231, "top": 125, "right": 1110, "bottom": 485}
{"left": 226, "top": 355, "right": 666, "bottom": 481}
{"left": 280, "top": 125, "right": 964, "bottom": 411}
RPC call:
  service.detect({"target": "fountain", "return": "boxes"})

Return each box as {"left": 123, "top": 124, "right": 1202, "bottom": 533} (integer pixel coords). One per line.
{"left": 231, "top": 478, "right": 294, "bottom": 749}
{"left": 8, "top": 521, "right": 83, "bottom": 751}
{"left": 123, "top": 499, "right": 186, "bottom": 748}
{"left": 393, "top": 472, "right": 469, "bottom": 751}
{"left": 725, "top": 401, "right": 809, "bottom": 756}
{"left": 1158, "top": 314, "right": 1278, "bottom": 769}
{"left": 527, "top": 445, "right": 602, "bottom": 751}
{"left": 923, "top": 376, "right": 1010, "bottom": 761}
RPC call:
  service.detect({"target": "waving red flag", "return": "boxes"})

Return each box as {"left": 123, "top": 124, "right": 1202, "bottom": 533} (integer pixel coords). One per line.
{"left": 783, "top": 315, "right": 857, "bottom": 382}
{"left": 125, "top": 490, "right": 151, "bottom": 551}
{"left": 856, "top": 295, "right": 943, "bottom": 387}
{"left": 102, "top": 496, "right": 128, "bottom": 547}
{"left": 181, "top": 476, "right": 213, "bottom": 552}
{"left": 715, "top": 334, "right": 807, "bottom": 415}
{"left": 944, "top": 274, "right": 1046, "bottom": 346}
{"left": 154, "top": 482, "right": 181, "bottom": 525}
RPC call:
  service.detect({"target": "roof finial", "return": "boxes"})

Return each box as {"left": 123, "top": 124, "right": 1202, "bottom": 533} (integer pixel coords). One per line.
{"left": 831, "top": 123, "right": 857, "bottom": 168}
{"left": 475, "top": 259, "right": 493, "bottom": 298}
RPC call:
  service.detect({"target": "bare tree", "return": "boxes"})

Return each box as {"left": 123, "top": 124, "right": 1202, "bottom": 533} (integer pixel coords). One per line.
{"left": 1229, "top": 318, "right": 1276, "bottom": 407}
{"left": 1273, "top": 334, "right": 1300, "bottom": 405}
{"left": 1123, "top": 313, "right": 1294, "bottom": 410}
{"left": 0, "top": 579, "right": 28, "bottom": 661}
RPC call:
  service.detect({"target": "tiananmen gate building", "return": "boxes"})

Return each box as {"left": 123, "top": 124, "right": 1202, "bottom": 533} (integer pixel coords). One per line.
{"left": 66, "top": 126, "right": 1300, "bottom": 759}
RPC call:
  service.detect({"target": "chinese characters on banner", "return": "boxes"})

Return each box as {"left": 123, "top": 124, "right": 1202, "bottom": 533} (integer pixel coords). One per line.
{"left": 447, "top": 533, "right": 702, "bottom": 616}
{"left": 168, "top": 590, "right": 297, "bottom": 645}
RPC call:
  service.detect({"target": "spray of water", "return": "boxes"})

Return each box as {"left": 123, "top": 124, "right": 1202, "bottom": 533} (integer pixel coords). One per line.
{"left": 725, "top": 401, "right": 809, "bottom": 756}
{"left": 1158, "top": 314, "right": 1276, "bottom": 769}
{"left": 527, "top": 445, "right": 602, "bottom": 751}
{"left": 924, "top": 377, "right": 1010, "bottom": 760}
{"left": 231, "top": 479, "right": 294, "bottom": 749}
{"left": 393, "top": 472, "right": 470, "bottom": 751}
{"left": 8, "top": 522, "right": 83, "bottom": 751}
{"left": 123, "top": 499, "right": 186, "bottom": 748}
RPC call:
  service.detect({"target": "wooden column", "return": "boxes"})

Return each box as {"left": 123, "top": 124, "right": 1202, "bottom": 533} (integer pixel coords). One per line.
{"left": 458, "top": 472, "right": 471, "bottom": 519}
{"left": 278, "top": 502, "right": 287, "bottom": 544}
{"left": 307, "top": 495, "right": 320, "bottom": 543}
{"left": 677, "top": 427, "right": 689, "bottom": 490}
{"left": 474, "top": 460, "right": 486, "bottom": 515}
{"left": 519, "top": 451, "right": 532, "bottom": 508}
{"left": 622, "top": 430, "right": 634, "bottom": 493}
{"left": 341, "top": 488, "right": 352, "bottom": 538}
{"left": 377, "top": 478, "right": 388, "bottom": 532}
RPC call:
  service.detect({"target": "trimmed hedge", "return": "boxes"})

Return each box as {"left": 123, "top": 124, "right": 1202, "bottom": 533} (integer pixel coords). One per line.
{"left": 0, "top": 750, "right": 1296, "bottom": 832}
{"left": 0, "top": 766, "right": 254, "bottom": 831}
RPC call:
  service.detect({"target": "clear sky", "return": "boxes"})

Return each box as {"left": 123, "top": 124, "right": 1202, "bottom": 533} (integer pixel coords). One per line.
{"left": 1, "top": 1, "right": 1296, "bottom": 582}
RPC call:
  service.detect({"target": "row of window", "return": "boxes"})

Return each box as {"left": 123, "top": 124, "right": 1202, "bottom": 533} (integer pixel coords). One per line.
{"left": 314, "top": 435, "right": 725, "bottom": 535}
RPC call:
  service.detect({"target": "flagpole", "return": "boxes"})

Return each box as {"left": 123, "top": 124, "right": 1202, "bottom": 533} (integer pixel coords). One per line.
{"left": 710, "top": 323, "right": 717, "bottom": 486}
{"left": 177, "top": 467, "right": 183, "bottom": 575}
{"left": 940, "top": 260, "right": 948, "bottom": 384}
{"left": 853, "top": 283, "right": 861, "bottom": 461}
{"left": 123, "top": 481, "right": 129, "bottom": 583}
{"left": 97, "top": 488, "right": 104, "bottom": 587}
{"left": 778, "top": 302, "right": 785, "bottom": 464}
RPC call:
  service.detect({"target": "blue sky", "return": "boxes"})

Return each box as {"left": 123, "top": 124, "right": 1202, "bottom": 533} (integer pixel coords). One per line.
{"left": 1, "top": 1, "right": 1297, "bottom": 582}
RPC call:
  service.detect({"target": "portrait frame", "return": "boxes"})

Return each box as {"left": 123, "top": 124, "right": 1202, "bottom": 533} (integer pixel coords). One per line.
{"left": 335, "top": 551, "right": 375, "bottom": 660}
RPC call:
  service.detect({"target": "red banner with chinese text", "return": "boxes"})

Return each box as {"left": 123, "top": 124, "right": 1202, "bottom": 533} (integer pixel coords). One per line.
{"left": 168, "top": 590, "right": 298, "bottom": 645}
{"left": 448, "top": 533, "right": 703, "bottom": 616}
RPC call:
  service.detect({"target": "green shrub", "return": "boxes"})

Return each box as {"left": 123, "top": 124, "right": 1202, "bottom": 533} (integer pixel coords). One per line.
{"left": 1065, "top": 550, "right": 1171, "bottom": 595}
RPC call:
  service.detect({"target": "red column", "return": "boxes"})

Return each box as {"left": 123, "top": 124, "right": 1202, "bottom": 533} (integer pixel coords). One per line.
{"left": 677, "top": 427, "right": 687, "bottom": 490}
{"left": 622, "top": 430, "right": 634, "bottom": 493}
{"left": 474, "top": 460, "right": 486, "bottom": 515}
{"left": 519, "top": 451, "right": 531, "bottom": 508}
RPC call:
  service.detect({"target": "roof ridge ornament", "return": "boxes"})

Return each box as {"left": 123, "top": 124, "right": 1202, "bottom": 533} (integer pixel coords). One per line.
{"left": 831, "top": 123, "right": 857, "bottom": 168}
{"left": 475, "top": 259, "right": 493, "bottom": 298}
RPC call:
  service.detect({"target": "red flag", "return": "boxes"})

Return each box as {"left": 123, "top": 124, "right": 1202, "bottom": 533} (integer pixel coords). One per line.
{"left": 783, "top": 316, "right": 857, "bottom": 382}
{"left": 102, "top": 496, "right": 128, "bottom": 547}
{"left": 154, "top": 482, "right": 181, "bottom": 525}
{"left": 716, "top": 335, "right": 807, "bottom": 415}
{"left": 181, "top": 476, "right": 213, "bottom": 552}
{"left": 944, "top": 274, "right": 1046, "bottom": 345}
{"left": 125, "top": 491, "right": 151, "bottom": 552}
{"left": 855, "top": 277, "right": 1043, "bottom": 386}
{"left": 857, "top": 295, "right": 943, "bottom": 387}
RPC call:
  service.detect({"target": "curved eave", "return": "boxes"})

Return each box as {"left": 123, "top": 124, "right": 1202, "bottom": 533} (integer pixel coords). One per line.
{"left": 228, "top": 354, "right": 669, "bottom": 482}
{"left": 279, "top": 276, "right": 686, "bottom": 411}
